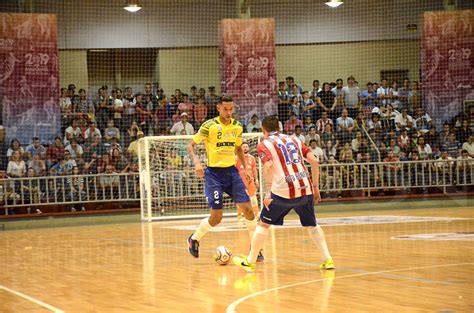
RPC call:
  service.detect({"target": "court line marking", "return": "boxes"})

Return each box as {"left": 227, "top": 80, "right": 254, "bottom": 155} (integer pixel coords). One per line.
{"left": 0, "top": 284, "right": 64, "bottom": 313}
{"left": 226, "top": 262, "right": 474, "bottom": 313}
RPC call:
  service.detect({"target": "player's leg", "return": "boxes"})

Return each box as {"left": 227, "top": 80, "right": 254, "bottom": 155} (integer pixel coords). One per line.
{"left": 187, "top": 169, "right": 224, "bottom": 258}
{"left": 293, "top": 195, "right": 334, "bottom": 269}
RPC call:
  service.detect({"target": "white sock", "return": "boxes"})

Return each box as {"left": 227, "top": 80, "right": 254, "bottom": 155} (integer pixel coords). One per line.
{"left": 307, "top": 225, "right": 332, "bottom": 261}
{"left": 247, "top": 226, "right": 269, "bottom": 264}
{"left": 191, "top": 217, "right": 213, "bottom": 241}
{"left": 244, "top": 217, "right": 257, "bottom": 239}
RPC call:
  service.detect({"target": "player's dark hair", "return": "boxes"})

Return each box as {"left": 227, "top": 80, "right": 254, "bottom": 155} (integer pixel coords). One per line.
{"left": 219, "top": 95, "right": 233, "bottom": 103}
{"left": 262, "top": 115, "right": 279, "bottom": 132}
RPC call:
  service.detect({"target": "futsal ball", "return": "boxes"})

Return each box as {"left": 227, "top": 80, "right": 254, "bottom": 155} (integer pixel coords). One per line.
{"left": 214, "top": 246, "right": 232, "bottom": 265}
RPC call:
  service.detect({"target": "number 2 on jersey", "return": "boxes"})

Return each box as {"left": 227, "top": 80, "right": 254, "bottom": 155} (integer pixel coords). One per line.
{"left": 277, "top": 142, "right": 301, "bottom": 165}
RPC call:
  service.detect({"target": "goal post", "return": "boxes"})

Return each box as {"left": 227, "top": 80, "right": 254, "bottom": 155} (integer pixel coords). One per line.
{"left": 138, "top": 133, "right": 263, "bottom": 221}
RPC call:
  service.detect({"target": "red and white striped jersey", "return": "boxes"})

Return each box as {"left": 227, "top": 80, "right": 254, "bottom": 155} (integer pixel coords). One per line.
{"left": 257, "top": 132, "right": 313, "bottom": 199}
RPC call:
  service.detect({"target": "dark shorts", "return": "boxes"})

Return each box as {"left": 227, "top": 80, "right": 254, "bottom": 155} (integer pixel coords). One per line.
{"left": 260, "top": 193, "right": 317, "bottom": 227}
{"left": 204, "top": 166, "right": 250, "bottom": 209}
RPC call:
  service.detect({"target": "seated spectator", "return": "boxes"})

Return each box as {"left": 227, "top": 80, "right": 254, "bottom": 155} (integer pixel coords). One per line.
{"left": 397, "top": 129, "right": 411, "bottom": 151}
{"left": 339, "top": 143, "right": 354, "bottom": 163}
{"left": 387, "top": 138, "right": 401, "bottom": 156}
{"left": 46, "top": 136, "right": 65, "bottom": 168}
{"left": 424, "top": 126, "right": 440, "bottom": 149}
{"left": 25, "top": 137, "right": 46, "bottom": 160}
{"left": 63, "top": 150, "right": 77, "bottom": 174}
{"left": 305, "top": 126, "right": 320, "bottom": 146}
{"left": 27, "top": 154, "right": 46, "bottom": 176}
{"left": 462, "top": 135, "right": 474, "bottom": 157}
{"left": 246, "top": 114, "right": 262, "bottom": 133}
{"left": 367, "top": 112, "right": 382, "bottom": 130}
{"left": 353, "top": 111, "right": 367, "bottom": 131}
{"left": 84, "top": 135, "right": 106, "bottom": 161}
{"left": 65, "top": 139, "right": 83, "bottom": 160}
{"left": 194, "top": 97, "right": 208, "bottom": 128}
{"left": 383, "top": 151, "right": 401, "bottom": 185}
{"left": 309, "top": 139, "right": 324, "bottom": 162}
{"left": 51, "top": 158, "right": 67, "bottom": 176}
{"left": 416, "top": 136, "right": 432, "bottom": 159}
{"left": 97, "top": 154, "right": 112, "bottom": 174}
{"left": 284, "top": 112, "right": 303, "bottom": 135}
{"left": 321, "top": 123, "right": 337, "bottom": 145}
{"left": 7, "top": 139, "right": 24, "bottom": 162}
{"left": 380, "top": 104, "right": 399, "bottom": 130}
{"left": 99, "top": 165, "right": 120, "bottom": 197}
{"left": 111, "top": 148, "right": 129, "bottom": 173}
{"left": 439, "top": 122, "right": 452, "bottom": 146}
{"left": 351, "top": 132, "right": 362, "bottom": 153}
{"left": 443, "top": 133, "right": 461, "bottom": 158}
{"left": 335, "top": 109, "right": 355, "bottom": 143}
{"left": 64, "top": 119, "right": 82, "bottom": 146}
{"left": 456, "top": 149, "right": 473, "bottom": 176}
{"left": 84, "top": 121, "right": 102, "bottom": 141}
{"left": 126, "top": 121, "right": 140, "bottom": 146}
{"left": 22, "top": 168, "right": 42, "bottom": 210}
{"left": 323, "top": 140, "right": 338, "bottom": 161}
{"left": 7, "top": 150, "right": 26, "bottom": 178}
{"left": 315, "top": 111, "right": 333, "bottom": 134}
{"left": 170, "top": 112, "right": 194, "bottom": 135}
{"left": 413, "top": 108, "right": 433, "bottom": 135}
{"left": 377, "top": 78, "right": 391, "bottom": 106}
{"left": 104, "top": 119, "right": 120, "bottom": 143}
{"left": 457, "top": 119, "right": 473, "bottom": 143}
{"left": 67, "top": 166, "right": 86, "bottom": 211}
{"left": 294, "top": 125, "right": 305, "bottom": 142}
{"left": 434, "top": 150, "right": 454, "bottom": 173}
{"left": 395, "top": 108, "right": 413, "bottom": 132}
{"left": 303, "top": 116, "right": 315, "bottom": 133}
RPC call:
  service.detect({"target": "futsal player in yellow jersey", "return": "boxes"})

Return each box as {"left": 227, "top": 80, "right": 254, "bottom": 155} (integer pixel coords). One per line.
{"left": 186, "top": 96, "right": 261, "bottom": 259}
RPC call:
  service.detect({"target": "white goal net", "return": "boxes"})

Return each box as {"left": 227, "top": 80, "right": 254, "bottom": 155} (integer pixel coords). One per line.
{"left": 138, "top": 133, "right": 262, "bottom": 221}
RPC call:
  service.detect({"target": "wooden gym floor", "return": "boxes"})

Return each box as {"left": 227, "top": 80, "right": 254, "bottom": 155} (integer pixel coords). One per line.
{"left": 0, "top": 206, "right": 473, "bottom": 313}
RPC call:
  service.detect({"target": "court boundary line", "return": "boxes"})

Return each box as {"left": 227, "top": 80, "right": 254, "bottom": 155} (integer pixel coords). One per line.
{"left": 0, "top": 284, "right": 64, "bottom": 313}
{"left": 226, "top": 262, "right": 474, "bottom": 313}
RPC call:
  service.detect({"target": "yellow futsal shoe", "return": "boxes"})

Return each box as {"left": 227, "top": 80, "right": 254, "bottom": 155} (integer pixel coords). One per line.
{"left": 232, "top": 255, "right": 256, "bottom": 272}
{"left": 320, "top": 258, "right": 335, "bottom": 270}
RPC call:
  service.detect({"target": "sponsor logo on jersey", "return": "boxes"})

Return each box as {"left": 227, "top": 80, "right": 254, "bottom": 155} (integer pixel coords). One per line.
{"left": 216, "top": 142, "right": 235, "bottom": 147}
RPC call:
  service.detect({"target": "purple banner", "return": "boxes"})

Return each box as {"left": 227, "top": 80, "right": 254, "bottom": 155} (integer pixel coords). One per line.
{"left": 0, "top": 13, "right": 60, "bottom": 144}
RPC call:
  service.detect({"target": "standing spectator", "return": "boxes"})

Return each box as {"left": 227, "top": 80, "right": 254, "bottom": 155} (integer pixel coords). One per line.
{"left": 408, "top": 81, "right": 422, "bottom": 112}
{"left": 95, "top": 86, "right": 113, "bottom": 131}
{"left": 104, "top": 120, "right": 120, "bottom": 144}
{"left": 397, "top": 79, "right": 411, "bottom": 111}
{"left": 7, "top": 150, "right": 26, "bottom": 178}
{"left": 189, "top": 86, "right": 198, "bottom": 103}
{"left": 178, "top": 94, "right": 194, "bottom": 119}
{"left": 75, "top": 89, "right": 94, "bottom": 120}
{"left": 300, "top": 91, "right": 316, "bottom": 120}
{"left": 457, "top": 119, "right": 473, "bottom": 143}
{"left": 67, "top": 166, "right": 86, "bottom": 212}
{"left": 0, "top": 126, "right": 6, "bottom": 170}
{"left": 64, "top": 119, "right": 82, "bottom": 146}
{"left": 166, "top": 95, "right": 179, "bottom": 121}
{"left": 60, "top": 87, "right": 73, "bottom": 131}
{"left": 360, "top": 82, "right": 377, "bottom": 115}
{"left": 377, "top": 78, "right": 391, "bottom": 106}
{"left": 341, "top": 76, "right": 360, "bottom": 118}
{"left": 246, "top": 114, "right": 262, "bottom": 133}
{"left": 439, "top": 123, "right": 452, "bottom": 147}
{"left": 170, "top": 113, "right": 194, "bottom": 135}
{"left": 112, "top": 88, "right": 124, "bottom": 132}
{"left": 277, "top": 81, "right": 290, "bottom": 122}
{"left": 310, "top": 79, "right": 321, "bottom": 99}
{"left": 122, "top": 87, "right": 136, "bottom": 130}
{"left": 284, "top": 112, "right": 303, "bottom": 135}
{"left": 389, "top": 81, "right": 400, "bottom": 110}
{"left": 316, "top": 83, "right": 336, "bottom": 119}
{"left": 331, "top": 78, "right": 344, "bottom": 107}
{"left": 136, "top": 93, "right": 154, "bottom": 135}
{"left": 193, "top": 97, "right": 208, "bottom": 128}
{"left": 206, "top": 86, "right": 220, "bottom": 118}
{"left": 336, "top": 109, "right": 354, "bottom": 143}
{"left": 288, "top": 96, "right": 302, "bottom": 118}
{"left": 25, "top": 137, "right": 46, "bottom": 159}
{"left": 462, "top": 135, "right": 474, "bottom": 157}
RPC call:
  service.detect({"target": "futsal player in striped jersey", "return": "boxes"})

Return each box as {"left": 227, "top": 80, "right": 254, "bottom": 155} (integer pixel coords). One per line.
{"left": 186, "top": 95, "right": 263, "bottom": 261}
{"left": 233, "top": 115, "right": 334, "bottom": 272}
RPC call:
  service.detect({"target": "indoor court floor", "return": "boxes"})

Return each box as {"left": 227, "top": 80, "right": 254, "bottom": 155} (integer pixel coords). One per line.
{"left": 0, "top": 206, "right": 473, "bottom": 312}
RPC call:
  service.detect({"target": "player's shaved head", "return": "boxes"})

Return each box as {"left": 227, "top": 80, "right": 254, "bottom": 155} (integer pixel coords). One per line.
{"left": 262, "top": 115, "right": 279, "bottom": 133}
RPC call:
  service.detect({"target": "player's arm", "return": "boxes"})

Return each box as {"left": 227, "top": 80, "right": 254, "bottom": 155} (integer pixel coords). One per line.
{"left": 251, "top": 157, "right": 258, "bottom": 185}
{"left": 301, "top": 143, "right": 321, "bottom": 204}
{"left": 187, "top": 139, "right": 204, "bottom": 178}
{"left": 235, "top": 144, "right": 250, "bottom": 181}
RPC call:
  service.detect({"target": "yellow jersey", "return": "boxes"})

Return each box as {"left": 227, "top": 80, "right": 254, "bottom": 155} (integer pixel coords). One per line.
{"left": 193, "top": 117, "right": 243, "bottom": 167}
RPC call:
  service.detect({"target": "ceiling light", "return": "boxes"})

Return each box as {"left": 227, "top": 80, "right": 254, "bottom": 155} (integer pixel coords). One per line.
{"left": 325, "top": 0, "right": 343, "bottom": 8}
{"left": 124, "top": 3, "right": 142, "bottom": 13}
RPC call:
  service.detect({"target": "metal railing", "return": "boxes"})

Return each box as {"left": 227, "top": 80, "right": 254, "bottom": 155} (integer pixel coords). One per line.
{"left": 1, "top": 173, "right": 140, "bottom": 215}
{"left": 1, "top": 159, "right": 473, "bottom": 215}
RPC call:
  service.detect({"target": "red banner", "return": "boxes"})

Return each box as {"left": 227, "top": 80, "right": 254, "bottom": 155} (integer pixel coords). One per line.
{"left": 0, "top": 13, "right": 60, "bottom": 144}
{"left": 422, "top": 10, "right": 474, "bottom": 129}
{"left": 219, "top": 18, "right": 277, "bottom": 124}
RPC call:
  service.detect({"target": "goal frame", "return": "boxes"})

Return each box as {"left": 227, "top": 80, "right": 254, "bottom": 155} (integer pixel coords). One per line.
{"left": 138, "top": 134, "right": 264, "bottom": 222}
